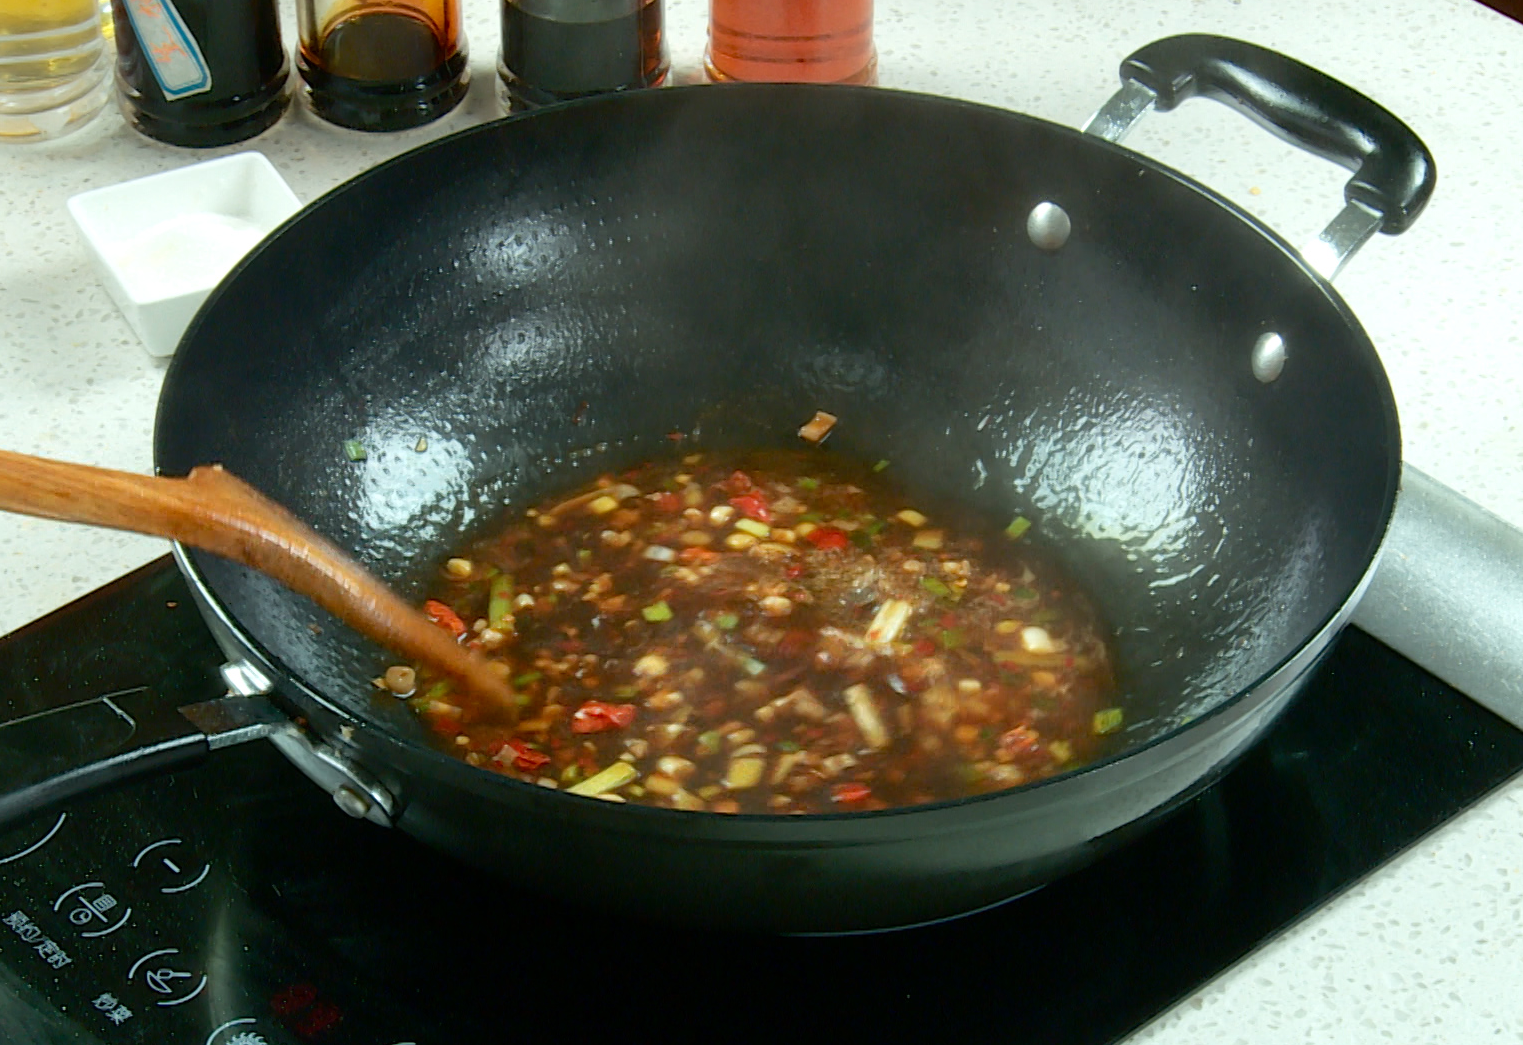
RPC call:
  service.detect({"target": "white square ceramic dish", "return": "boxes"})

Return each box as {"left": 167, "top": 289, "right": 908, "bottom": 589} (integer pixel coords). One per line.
{"left": 66, "top": 152, "right": 301, "bottom": 359}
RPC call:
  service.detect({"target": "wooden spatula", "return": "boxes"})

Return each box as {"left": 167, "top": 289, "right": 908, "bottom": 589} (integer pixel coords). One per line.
{"left": 0, "top": 449, "right": 514, "bottom": 710}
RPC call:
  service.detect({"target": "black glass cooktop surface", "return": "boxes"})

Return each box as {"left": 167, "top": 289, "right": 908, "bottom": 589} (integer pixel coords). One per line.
{"left": 3, "top": 558, "right": 1522, "bottom": 1045}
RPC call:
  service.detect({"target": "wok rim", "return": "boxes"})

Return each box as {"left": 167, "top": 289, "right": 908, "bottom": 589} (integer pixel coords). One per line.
{"left": 157, "top": 81, "right": 1404, "bottom": 828}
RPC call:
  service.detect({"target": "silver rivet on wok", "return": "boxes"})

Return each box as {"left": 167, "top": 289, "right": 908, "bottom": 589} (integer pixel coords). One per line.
{"left": 332, "top": 786, "right": 374, "bottom": 819}
{"left": 1252, "top": 332, "right": 1287, "bottom": 383}
{"left": 1026, "top": 202, "right": 1072, "bottom": 251}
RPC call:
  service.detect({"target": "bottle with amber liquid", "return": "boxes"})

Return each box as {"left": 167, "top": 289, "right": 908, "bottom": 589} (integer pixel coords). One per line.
{"left": 707, "top": 0, "right": 875, "bottom": 85}
{"left": 499, "top": 0, "right": 667, "bottom": 112}
{"left": 297, "top": 0, "right": 468, "bottom": 131}
{"left": 111, "top": 0, "right": 289, "bottom": 146}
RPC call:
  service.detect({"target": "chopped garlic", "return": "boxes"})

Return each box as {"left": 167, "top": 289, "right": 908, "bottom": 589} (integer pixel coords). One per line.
{"left": 865, "top": 599, "right": 911, "bottom": 646}
{"left": 633, "top": 652, "right": 670, "bottom": 677}
{"left": 1021, "top": 626, "right": 1063, "bottom": 654}
{"left": 843, "top": 684, "right": 891, "bottom": 749}
{"left": 912, "top": 529, "right": 944, "bottom": 550}
{"left": 759, "top": 595, "right": 794, "bottom": 617}
{"left": 797, "top": 410, "right": 838, "bottom": 442}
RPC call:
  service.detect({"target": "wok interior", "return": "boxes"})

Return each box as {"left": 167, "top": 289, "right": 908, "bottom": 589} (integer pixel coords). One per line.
{"left": 159, "top": 86, "right": 1397, "bottom": 762}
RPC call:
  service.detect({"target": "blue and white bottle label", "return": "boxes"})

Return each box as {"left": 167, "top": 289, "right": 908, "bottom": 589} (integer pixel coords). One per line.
{"left": 120, "top": 0, "right": 212, "bottom": 100}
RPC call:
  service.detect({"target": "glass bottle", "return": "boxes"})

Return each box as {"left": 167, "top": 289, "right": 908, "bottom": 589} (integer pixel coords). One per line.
{"left": 0, "top": 0, "right": 111, "bottom": 142}
{"left": 498, "top": 0, "right": 667, "bottom": 113}
{"left": 707, "top": 0, "right": 875, "bottom": 85}
{"left": 111, "top": 0, "right": 289, "bottom": 147}
{"left": 296, "top": 0, "right": 468, "bottom": 131}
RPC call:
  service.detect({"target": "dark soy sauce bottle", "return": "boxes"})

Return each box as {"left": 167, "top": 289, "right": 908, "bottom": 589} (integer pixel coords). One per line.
{"left": 111, "top": 0, "right": 289, "bottom": 147}
{"left": 499, "top": 0, "right": 668, "bottom": 112}
{"left": 296, "top": 0, "right": 469, "bottom": 131}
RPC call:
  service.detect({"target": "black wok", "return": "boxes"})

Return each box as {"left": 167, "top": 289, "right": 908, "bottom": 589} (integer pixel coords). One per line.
{"left": 2, "top": 36, "right": 1432, "bottom": 932}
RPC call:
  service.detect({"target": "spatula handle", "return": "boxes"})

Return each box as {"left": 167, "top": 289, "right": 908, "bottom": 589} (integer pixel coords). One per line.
{"left": 0, "top": 450, "right": 514, "bottom": 710}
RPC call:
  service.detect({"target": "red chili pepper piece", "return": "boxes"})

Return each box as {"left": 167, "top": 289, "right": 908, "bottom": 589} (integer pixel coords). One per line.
{"left": 571, "top": 700, "right": 637, "bottom": 734}
{"left": 784, "top": 563, "right": 805, "bottom": 579}
{"left": 505, "top": 738, "right": 551, "bottom": 772}
{"left": 424, "top": 599, "right": 466, "bottom": 637}
{"left": 999, "top": 725, "right": 1042, "bottom": 757}
{"left": 831, "top": 782, "right": 873, "bottom": 803}
{"left": 652, "top": 491, "right": 683, "bottom": 513}
{"left": 804, "top": 526, "right": 850, "bottom": 551}
{"left": 911, "top": 637, "right": 937, "bottom": 657}
{"left": 424, "top": 705, "right": 462, "bottom": 737}
{"left": 728, "top": 493, "right": 772, "bottom": 523}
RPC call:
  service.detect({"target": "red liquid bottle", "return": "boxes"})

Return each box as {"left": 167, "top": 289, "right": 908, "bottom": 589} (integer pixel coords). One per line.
{"left": 706, "top": 0, "right": 875, "bottom": 85}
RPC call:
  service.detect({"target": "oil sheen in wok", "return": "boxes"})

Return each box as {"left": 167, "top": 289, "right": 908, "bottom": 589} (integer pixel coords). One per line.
{"left": 396, "top": 449, "right": 1124, "bottom": 814}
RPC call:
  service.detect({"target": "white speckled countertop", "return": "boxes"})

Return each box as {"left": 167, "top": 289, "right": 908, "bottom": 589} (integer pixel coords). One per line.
{"left": 2, "top": 0, "right": 1521, "bottom": 1039}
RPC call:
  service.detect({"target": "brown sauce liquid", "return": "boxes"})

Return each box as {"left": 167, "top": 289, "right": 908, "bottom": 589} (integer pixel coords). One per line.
{"left": 297, "top": 2, "right": 466, "bottom": 131}
{"left": 404, "top": 449, "right": 1122, "bottom": 814}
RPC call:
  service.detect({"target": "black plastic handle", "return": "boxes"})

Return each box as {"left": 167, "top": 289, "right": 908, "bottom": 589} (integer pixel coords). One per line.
{"left": 1120, "top": 35, "right": 1435, "bottom": 234}
{"left": 0, "top": 688, "right": 208, "bottom": 831}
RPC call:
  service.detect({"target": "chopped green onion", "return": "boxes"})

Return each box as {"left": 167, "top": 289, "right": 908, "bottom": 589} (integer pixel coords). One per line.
{"left": 797, "top": 477, "right": 820, "bottom": 491}
{"left": 577, "top": 548, "right": 593, "bottom": 564}
{"left": 849, "top": 529, "right": 873, "bottom": 550}
{"left": 488, "top": 574, "right": 515, "bottom": 629}
{"left": 940, "top": 628, "right": 965, "bottom": 649}
{"left": 612, "top": 684, "right": 640, "bottom": 699}
{"left": 872, "top": 459, "right": 890, "bottom": 472}
{"left": 1093, "top": 708, "right": 1124, "bottom": 735}
{"left": 740, "top": 656, "right": 767, "bottom": 676}
{"left": 919, "top": 576, "right": 957, "bottom": 601}
{"left": 1004, "top": 515, "right": 1032, "bottom": 540}
{"left": 777, "top": 739, "right": 800, "bottom": 752}
{"left": 697, "top": 730, "right": 722, "bottom": 756}
{"left": 567, "top": 761, "right": 638, "bottom": 797}
{"left": 1011, "top": 586, "right": 1041, "bottom": 603}
{"left": 342, "top": 439, "right": 367, "bottom": 462}
{"left": 1030, "top": 608, "right": 1062, "bottom": 624}
{"left": 714, "top": 611, "right": 740, "bottom": 630}
{"left": 642, "top": 600, "right": 674, "bottom": 622}
{"left": 797, "top": 512, "right": 824, "bottom": 523}
{"left": 515, "top": 692, "right": 532, "bottom": 707}
{"left": 512, "top": 670, "right": 543, "bottom": 687}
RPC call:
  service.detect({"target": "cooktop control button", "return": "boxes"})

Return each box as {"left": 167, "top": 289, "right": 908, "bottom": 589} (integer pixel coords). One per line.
{"left": 131, "top": 837, "right": 211, "bottom": 894}
{"left": 53, "top": 881, "right": 132, "bottom": 938}
{"left": 0, "top": 812, "right": 69, "bottom": 867}
{"left": 205, "top": 1016, "right": 274, "bottom": 1045}
{"left": 127, "top": 947, "right": 207, "bottom": 1007}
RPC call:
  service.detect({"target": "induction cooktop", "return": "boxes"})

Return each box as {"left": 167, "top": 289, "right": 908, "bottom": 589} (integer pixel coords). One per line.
{"left": 3, "top": 558, "right": 1522, "bottom": 1045}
